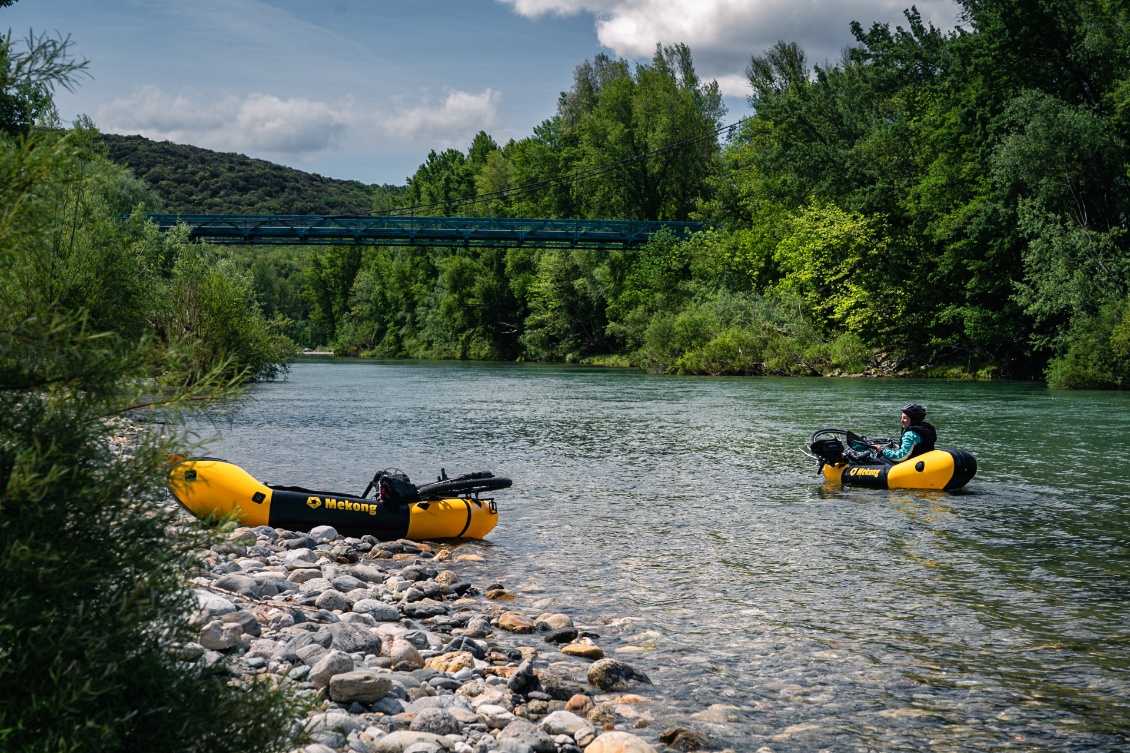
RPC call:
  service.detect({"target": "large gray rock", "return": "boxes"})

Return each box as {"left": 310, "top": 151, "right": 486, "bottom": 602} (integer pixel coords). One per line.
{"left": 390, "top": 638, "right": 425, "bottom": 671}
{"left": 300, "top": 577, "right": 334, "bottom": 595}
{"left": 343, "top": 588, "right": 374, "bottom": 606}
{"left": 333, "top": 574, "right": 366, "bottom": 592}
{"left": 463, "top": 616, "right": 491, "bottom": 638}
{"left": 221, "top": 609, "right": 261, "bottom": 638}
{"left": 400, "top": 599, "right": 448, "bottom": 618}
{"left": 535, "top": 670, "right": 586, "bottom": 701}
{"left": 585, "top": 731, "right": 658, "bottom": 753}
{"left": 314, "top": 589, "right": 351, "bottom": 612}
{"left": 497, "top": 719, "right": 555, "bottom": 753}
{"left": 586, "top": 659, "right": 652, "bottom": 691}
{"left": 198, "top": 620, "right": 241, "bottom": 651}
{"left": 350, "top": 564, "right": 386, "bottom": 583}
{"left": 536, "top": 613, "right": 573, "bottom": 630}
{"left": 245, "top": 633, "right": 282, "bottom": 655}
{"left": 353, "top": 599, "right": 400, "bottom": 622}
{"left": 285, "top": 548, "right": 319, "bottom": 568}
{"left": 309, "top": 525, "right": 338, "bottom": 542}
{"left": 327, "top": 670, "right": 392, "bottom": 704}
{"left": 372, "top": 731, "right": 454, "bottom": 753}
{"left": 539, "top": 710, "right": 593, "bottom": 738}
{"left": 280, "top": 535, "right": 317, "bottom": 551}
{"left": 476, "top": 704, "right": 517, "bottom": 729}
{"left": 306, "top": 710, "right": 363, "bottom": 733}
{"left": 309, "top": 650, "right": 354, "bottom": 688}
{"left": 288, "top": 567, "right": 323, "bottom": 584}
{"left": 291, "top": 630, "right": 333, "bottom": 651}
{"left": 408, "top": 707, "right": 461, "bottom": 735}
{"left": 194, "top": 589, "right": 236, "bottom": 617}
{"left": 326, "top": 621, "right": 383, "bottom": 654}
{"left": 507, "top": 659, "right": 535, "bottom": 693}
{"left": 446, "top": 635, "right": 487, "bottom": 659}
{"left": 297, "top": 644, "right": 329, "bottom": 666}
{"left": 212, "top": 573, "right": 260, "bottom": 596}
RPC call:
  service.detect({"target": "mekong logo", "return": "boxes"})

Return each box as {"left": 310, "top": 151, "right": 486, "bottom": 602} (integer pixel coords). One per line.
{"left": 849, "top": 468, "right": 882, "bottom": 478}
{"left": 307, "top": 496, "right": 379, "bottom": 516}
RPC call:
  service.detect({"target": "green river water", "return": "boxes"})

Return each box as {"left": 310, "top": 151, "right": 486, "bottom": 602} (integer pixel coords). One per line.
{"left": 194, "top": 359, "right": 1130, "bottom": 752}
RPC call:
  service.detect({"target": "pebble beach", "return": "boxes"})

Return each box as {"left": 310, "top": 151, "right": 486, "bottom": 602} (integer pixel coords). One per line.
{"left": 186, "top": 524, "right": 725, "bottom": 753}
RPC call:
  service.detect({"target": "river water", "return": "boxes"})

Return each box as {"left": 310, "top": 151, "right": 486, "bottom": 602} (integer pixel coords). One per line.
{"left": 190, "top": 359, "right": 1130, "bottom": 752}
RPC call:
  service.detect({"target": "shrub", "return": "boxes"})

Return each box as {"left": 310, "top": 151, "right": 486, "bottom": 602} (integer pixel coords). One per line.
{"left": 0, "top": 316, "right": 308, "bottom": 753}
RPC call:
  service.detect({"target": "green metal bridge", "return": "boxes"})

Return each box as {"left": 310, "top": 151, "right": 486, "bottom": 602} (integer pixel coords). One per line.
{"left": 145, "top": 214, "right": 706, "bottom": 249}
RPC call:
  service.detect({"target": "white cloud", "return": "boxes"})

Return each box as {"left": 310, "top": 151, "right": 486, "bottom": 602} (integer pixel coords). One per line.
{"left": 499, "top": 0, "right": 963, "bottom": 96}
{"left": 96, "top": 86, "right": 351, "bottom": 155}
{"left": 95, "top": 85, "right": 501, "bottom": 159}
{"left": 371, "top": 90, "right": 502, "bottom": 148}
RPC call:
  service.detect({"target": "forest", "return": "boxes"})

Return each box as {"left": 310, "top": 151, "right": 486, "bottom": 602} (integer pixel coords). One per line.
{"left": 10, "top": 0, "right": 1130, "bottom": 392}
{"left": 111, "top": 0, "right": 1129, "bottom": 387}
{"left": 101, "top": 133, "right": 406, "bottom": 215}
{"left": 0, "top": 1, "right": 1127, "bottom": 749}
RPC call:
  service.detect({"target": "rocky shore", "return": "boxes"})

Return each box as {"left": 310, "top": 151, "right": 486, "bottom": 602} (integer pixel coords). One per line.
{"left": 186, "top": 525, "right": 726, "bottom": 753}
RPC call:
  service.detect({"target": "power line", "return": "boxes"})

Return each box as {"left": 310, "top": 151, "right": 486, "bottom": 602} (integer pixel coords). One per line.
{"left": 379, "top": 116, "right": 751, "bottom": 218}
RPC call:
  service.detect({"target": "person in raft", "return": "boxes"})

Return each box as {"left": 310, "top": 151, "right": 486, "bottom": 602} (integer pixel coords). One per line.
{"left": 872, "top": 403, "right": 937, "bottom": 462}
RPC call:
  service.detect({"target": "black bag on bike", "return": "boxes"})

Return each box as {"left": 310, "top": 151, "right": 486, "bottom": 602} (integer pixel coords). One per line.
{"left": 376, "top": 470, "right": 419, "bottom": 505}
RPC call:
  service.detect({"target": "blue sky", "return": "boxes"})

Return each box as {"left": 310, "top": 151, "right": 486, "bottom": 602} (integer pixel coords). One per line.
{"left": 4, "top": 0, "right": 964, "bottom": 186}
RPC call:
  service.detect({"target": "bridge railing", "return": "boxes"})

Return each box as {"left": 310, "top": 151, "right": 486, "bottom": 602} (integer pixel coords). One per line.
{"left": 142, "top": 214, "right": 707, "bottom": 249}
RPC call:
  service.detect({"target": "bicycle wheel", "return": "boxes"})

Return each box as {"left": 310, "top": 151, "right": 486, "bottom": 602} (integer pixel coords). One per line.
{"left": 416, "top": 475, "right": 512, "bottom": 500}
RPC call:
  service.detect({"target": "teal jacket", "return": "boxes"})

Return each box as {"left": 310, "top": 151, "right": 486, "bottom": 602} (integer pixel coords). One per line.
{"left": 881, "top": 430, "right": 922, "bottom": 461}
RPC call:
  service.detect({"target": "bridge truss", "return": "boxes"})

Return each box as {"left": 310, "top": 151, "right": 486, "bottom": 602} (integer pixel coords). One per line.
{"left": 146, "top": 215, "right": 706, "bottom": 249}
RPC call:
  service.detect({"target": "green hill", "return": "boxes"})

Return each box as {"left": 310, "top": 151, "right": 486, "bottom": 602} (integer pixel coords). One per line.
{"left": 99, "top": 133, "right": 405, "bottom": 215}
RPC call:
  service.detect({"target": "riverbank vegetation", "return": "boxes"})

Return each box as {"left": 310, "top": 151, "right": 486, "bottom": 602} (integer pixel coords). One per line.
{"left": 0, "top": 29, "right": 306, "bottom": 752}
{"left": 20, "top": 0, "right": 1128, "bottom": 392}
{"left": 107, "top": 0, "right": 1128, "bottom": 387}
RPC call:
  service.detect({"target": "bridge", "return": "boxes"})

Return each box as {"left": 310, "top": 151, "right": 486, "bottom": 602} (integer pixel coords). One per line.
{"left": 145, "top": 215, "right": 706, "bottom": 249}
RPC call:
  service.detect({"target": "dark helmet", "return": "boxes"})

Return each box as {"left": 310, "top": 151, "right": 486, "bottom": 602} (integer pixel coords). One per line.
{"left": 901, "top": 403, "right": 927, "bottom": 422}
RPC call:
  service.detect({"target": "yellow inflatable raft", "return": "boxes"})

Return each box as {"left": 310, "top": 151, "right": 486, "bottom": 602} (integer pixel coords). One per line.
{"left": 807, "top": 429, "right": 977, "bottom": 491}
{"left": 168, "top": 458, "right": 505, "bottom": 540}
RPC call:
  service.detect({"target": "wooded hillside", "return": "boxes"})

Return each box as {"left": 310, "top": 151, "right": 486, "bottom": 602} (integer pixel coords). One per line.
{"left": 98, "top": 133, "right": 405, "bottom": 215}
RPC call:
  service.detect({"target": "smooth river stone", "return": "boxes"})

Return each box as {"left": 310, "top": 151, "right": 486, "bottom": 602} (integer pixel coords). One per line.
{"left": 539, "top": 710, "right": 593, "bottom": 738}
{"left": 425, "top": 650, "right": 475, "bottom": 673}
{"left": 585, "top": 731, "right": 658, "bottom": 753}
{"left": 287, "top": 567, "right": 322, "bottom": 584}
{"left": 498, "top": 612, "right": 535, "bottom": 633}
{"left": 327, "top": 670, "right": 391, "bottom": 704}
{"left": 326, "top": 621, "right": 383, "bottom": 654}
{"left": 497, "top": 718, "right": 555, "bottom": 751}
{"left": 198, "top": 620, "right": 242, "bottom": 650}
{"left": 408, "top": 707, "right": 461, "bottom": 735}
{"left": 314, "top": 589, "right": 350, "bottom": 612}
{"left": 390, "top": 637, "right": 425, "bottom": 670}
{"left": 194, "top": 588, "right": 236, "bottom": 617}
{"left": 586, "top": 659, "right": 652, "bottom": 691}
{"left": 309, "top": 650, "right": 354, "bottom": 688}
{"left": 536, "top": 612, "right": 574, "bottom": 629}
{"left": 299, "top": 577, "right": 333, "bottom": 595}
{"left": 353, "top": 599, "right": 401, "bottom": 622}
{"left": 372, "top": 731, "right": 454, "bottom": 753}
{"left": 561, "top": 642, "right": 604, "bottom": 660}
{"left": 476, "top": 704, "right": 518, "bottom": 729}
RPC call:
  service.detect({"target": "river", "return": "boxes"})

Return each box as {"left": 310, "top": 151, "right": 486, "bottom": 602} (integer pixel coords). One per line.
{"left": 190, "top": 358, "right": 1130, "bottom": 752}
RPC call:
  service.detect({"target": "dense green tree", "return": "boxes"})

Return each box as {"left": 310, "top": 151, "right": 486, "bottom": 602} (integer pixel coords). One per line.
{"left": 0, "top": 29, "right": 306, "bottom": 752}
{"left": 303, "top": 245, "right": 363, "bottom": 344}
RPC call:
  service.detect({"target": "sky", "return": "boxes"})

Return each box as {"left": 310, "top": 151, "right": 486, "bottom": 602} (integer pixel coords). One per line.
{"left": 4, "top": 0, "right": 966, "bottom": 186}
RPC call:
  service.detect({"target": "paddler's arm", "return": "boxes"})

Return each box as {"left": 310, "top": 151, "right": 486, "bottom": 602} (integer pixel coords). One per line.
{"left": 877, "top": 431, "right": 920, "bottom": 461}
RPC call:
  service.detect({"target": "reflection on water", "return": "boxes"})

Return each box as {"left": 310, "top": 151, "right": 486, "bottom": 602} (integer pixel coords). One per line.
{"left": 190, "top": 360, "right": 1130, "bottom": 751}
